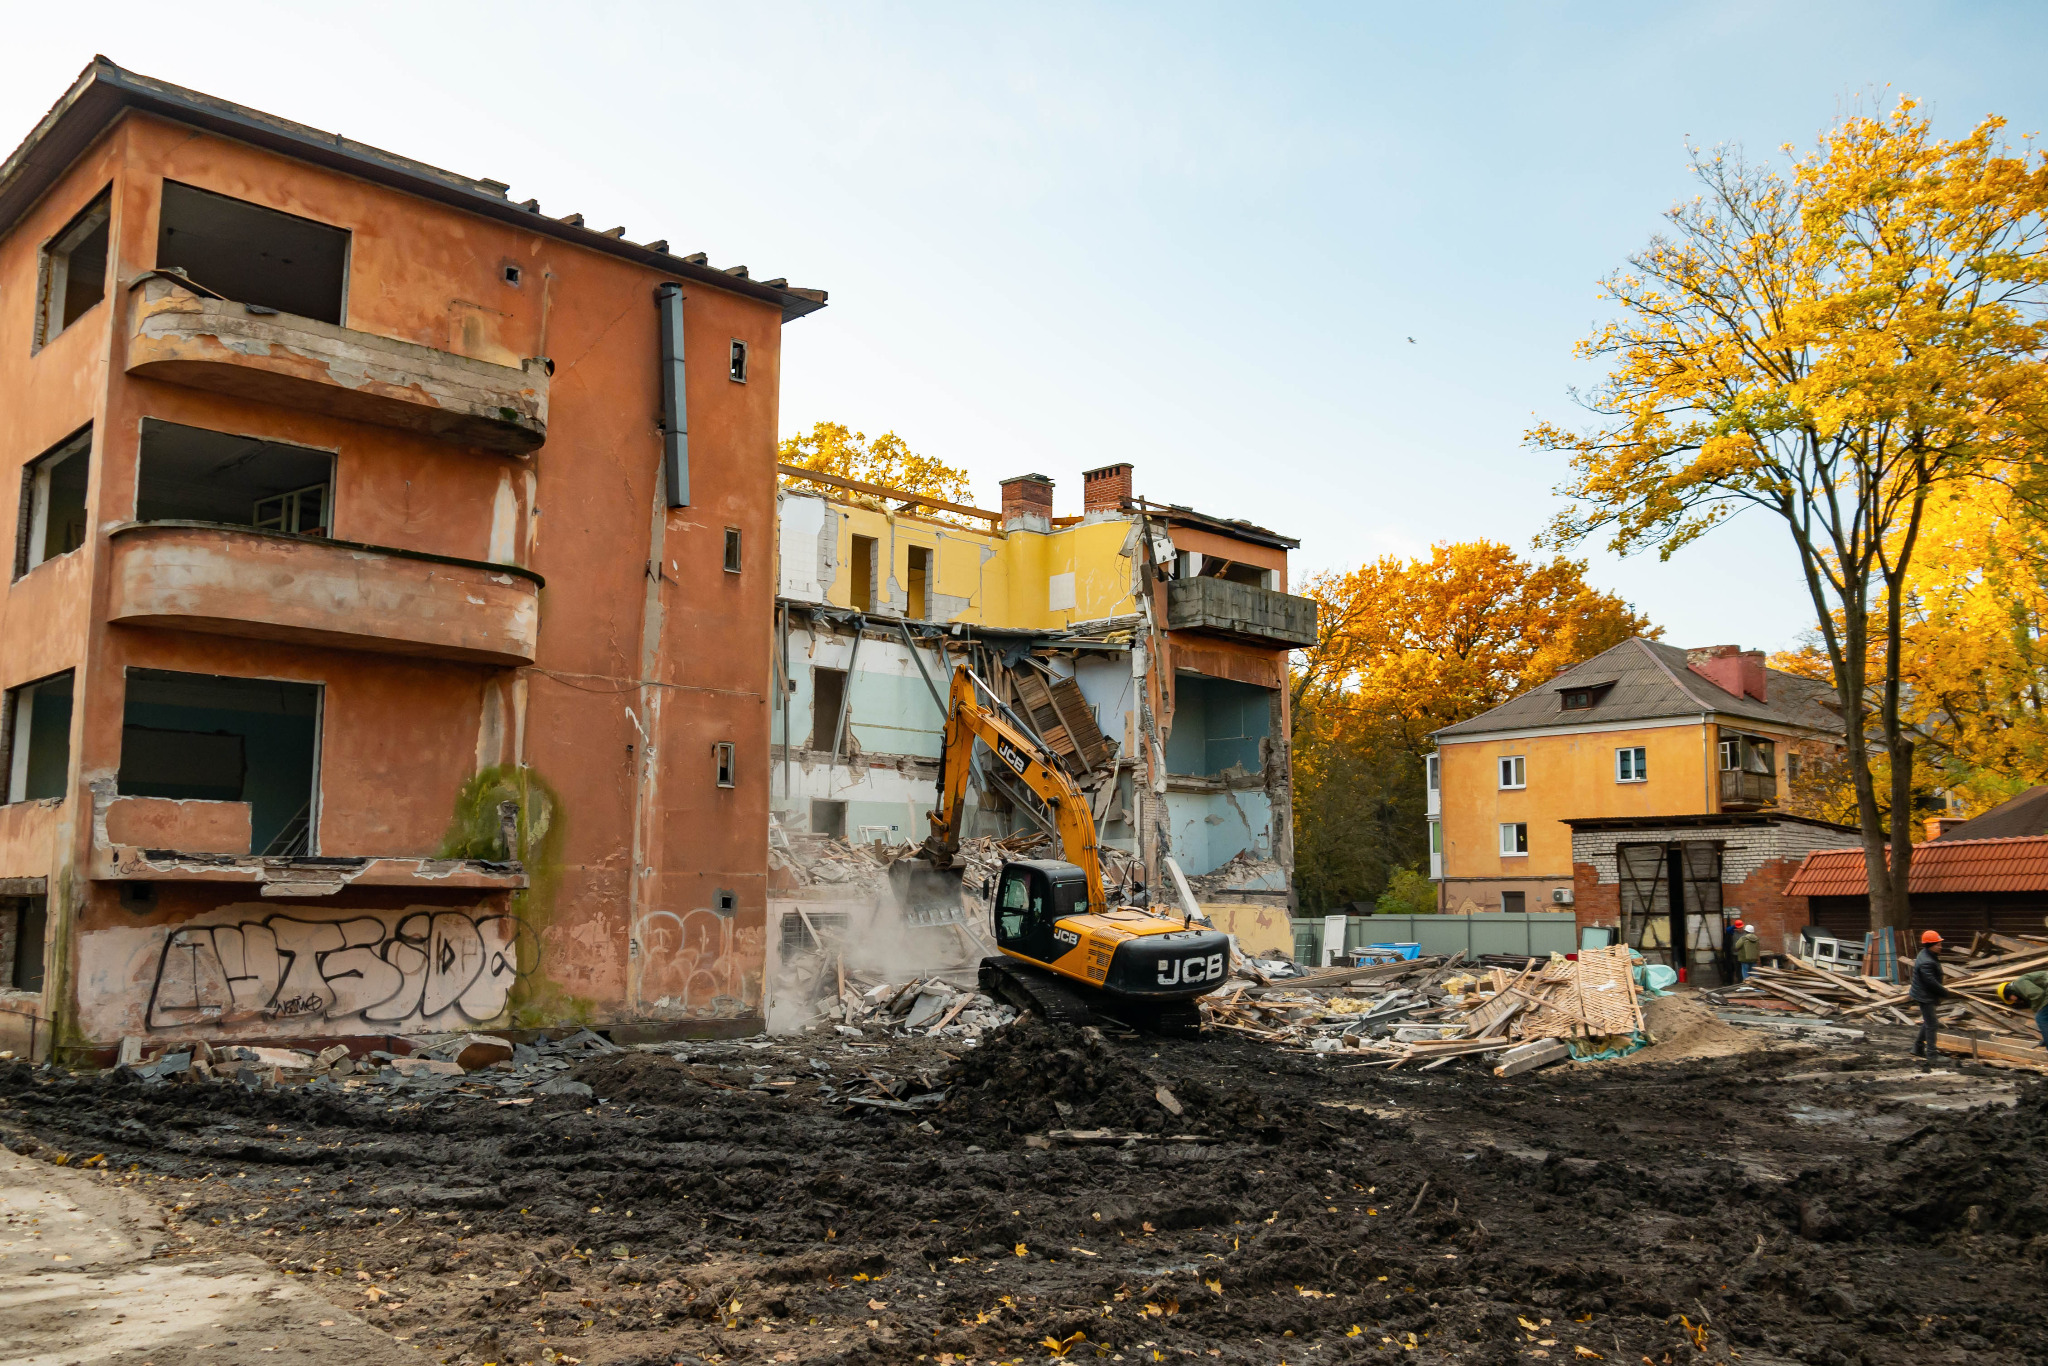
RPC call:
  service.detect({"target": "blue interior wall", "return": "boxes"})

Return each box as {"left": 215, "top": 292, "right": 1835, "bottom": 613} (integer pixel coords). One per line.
{"left": 1165, "top": 674, "right": 1271, "bottom": 777}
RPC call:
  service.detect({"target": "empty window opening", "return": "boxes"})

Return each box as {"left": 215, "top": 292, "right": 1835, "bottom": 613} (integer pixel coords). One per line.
{"left": 907, "top": 546, "right": 932, "bottom": 620}
{"left": 810, "top": 799, "right": 847, "bottom": 840}
{"left": 157, "top": 181, "right": 350, "bottom": 324}
{"left": 1163, "top": 673, "right": 1271, "bottom": 778}
{"left": 729, "top": 339, "right": 749, "bottom": 383}
{"left": 849, "top": 534, "right": 877, "bottom": 612}
{"left": 3, "top": 896, "right": 47, "bottom": 992}
{"left": 716, "top": 889, "right": 737, "bottom": 914}
{"left": 3, "top": 673, "right": 74, "bottom": 804}
{"left": 714, "top": 741, "right": 736, "bottom": 788}
{"left": 1175, "top": 550, "right": 1272, "bottom": 588}
{"left": 724, "top": 527, "right": 743, "bottom": 574}
{"left": 503, "top": 265, "right": 522, "bottom": 285}
{"left": 809, "top": 666, "right": 848, "bottom": 752}
{"left": 37, "top": 190, "right": 111, "bottom": 347}
{"left": 119, "top": 670, "right": 321, "bottom": 856}
{"left": 136, "top": 419, "right": 334, "bottom": 535}
{"left": 15, "top": 428, "right": 91, "bottom": 577}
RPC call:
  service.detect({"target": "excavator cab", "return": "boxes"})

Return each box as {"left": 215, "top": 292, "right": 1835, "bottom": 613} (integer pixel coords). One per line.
{"left": 991, "top": 859, "right": 1093, "bottom": 963}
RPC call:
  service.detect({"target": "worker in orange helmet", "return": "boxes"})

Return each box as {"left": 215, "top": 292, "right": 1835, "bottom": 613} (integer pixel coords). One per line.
{"left": 1908, "top": 929, "right": 1952, "bottom": 1072}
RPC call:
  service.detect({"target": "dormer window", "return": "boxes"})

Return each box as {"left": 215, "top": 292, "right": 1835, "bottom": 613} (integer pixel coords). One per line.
{"left": 1559, "top": 680, "right": 1615, "bottom": 711}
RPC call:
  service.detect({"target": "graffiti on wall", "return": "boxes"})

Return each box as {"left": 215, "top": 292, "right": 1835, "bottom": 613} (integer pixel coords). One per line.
{"left": 636, "top": 908, "right": 761, "bottom": 1017}
{"left": 146, "top": 910, "right": 536, "bottom": 1031}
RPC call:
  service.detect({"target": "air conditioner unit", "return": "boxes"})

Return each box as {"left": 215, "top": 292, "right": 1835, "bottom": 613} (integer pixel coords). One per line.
{"left": 1551, "top": 888, "right": 1574, "bottom": 906}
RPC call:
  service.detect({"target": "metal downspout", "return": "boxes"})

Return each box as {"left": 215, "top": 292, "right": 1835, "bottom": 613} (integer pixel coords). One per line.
{"left": 656, "top": 284, "right": 689, "bottom": 509}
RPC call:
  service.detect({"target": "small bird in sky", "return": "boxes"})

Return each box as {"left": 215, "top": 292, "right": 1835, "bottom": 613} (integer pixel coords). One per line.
{"left": 1407, "top": 336, "right": 1416, "bottom": 344}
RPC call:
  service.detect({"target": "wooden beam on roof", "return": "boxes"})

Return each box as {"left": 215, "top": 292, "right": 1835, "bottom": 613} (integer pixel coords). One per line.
{"left": 777, "top": 464, "right": 1002, "bottom": 525}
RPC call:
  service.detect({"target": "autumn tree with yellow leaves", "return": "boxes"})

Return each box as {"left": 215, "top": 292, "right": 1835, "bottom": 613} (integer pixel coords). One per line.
{"left": 1535, "top": 100, "right": 2048, "bottom": 933}
{"left": 778, "top": 421, "right": 975, "bottom": 509}
{"left": 1290, "top": 542, "right": 1653, "bottom": 911}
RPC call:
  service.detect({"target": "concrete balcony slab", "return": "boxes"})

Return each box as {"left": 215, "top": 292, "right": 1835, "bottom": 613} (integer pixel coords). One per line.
{"left": 126, "top": 275, "right": 547, "bottom": 455}
{"left": 1164, "top": 577, "right": 1319, "bottom": 649}
{"left": 107, "top": 522, "right": 542, "bottom": 666}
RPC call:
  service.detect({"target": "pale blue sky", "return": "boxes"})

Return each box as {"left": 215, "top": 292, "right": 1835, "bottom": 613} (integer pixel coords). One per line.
{"left": 10, "top": 3, "right": 2047, "bottom": 648}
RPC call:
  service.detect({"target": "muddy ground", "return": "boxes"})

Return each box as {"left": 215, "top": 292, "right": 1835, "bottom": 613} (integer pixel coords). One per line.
{"left": 0, "top": 1011, "right": 2044, "bottom": 1366}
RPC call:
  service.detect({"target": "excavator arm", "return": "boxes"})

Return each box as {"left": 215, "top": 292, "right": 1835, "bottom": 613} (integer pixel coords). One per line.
{"left": 921, "top": 665, "right": 1105, "bottom": 909}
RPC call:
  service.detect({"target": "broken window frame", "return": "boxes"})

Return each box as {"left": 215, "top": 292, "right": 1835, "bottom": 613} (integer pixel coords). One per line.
{"left": 14, "top": 426, "right": 92, "bottom": 578}
{"left": 251, "top": 482, "right": 331, "bottom": 537}
{"left": 34, "top": 189, "right": 112, "bottom": 350}
{"left": 714, "top": 741, "right": 736, "bottom": 788}
{"left": 1, "top": 671, "right": 75, "bottom": 805}
{"left": 729, "top": 339, "right": 749, "bottom": 383}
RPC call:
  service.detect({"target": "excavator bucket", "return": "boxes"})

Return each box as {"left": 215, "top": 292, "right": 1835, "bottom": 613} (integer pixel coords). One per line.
{"left": 887, "top": 857, "right": 968, "bottom": 928}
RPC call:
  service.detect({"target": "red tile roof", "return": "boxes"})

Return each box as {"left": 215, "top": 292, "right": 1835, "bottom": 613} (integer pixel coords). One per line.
{"left": 1785, "top": 835, "right": 2048, "bottom": 897}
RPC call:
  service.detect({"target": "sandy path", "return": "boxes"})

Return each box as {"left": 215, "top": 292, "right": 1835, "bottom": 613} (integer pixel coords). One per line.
{"left": 0, "top": 1146, "right": 415, "bottom": 1366}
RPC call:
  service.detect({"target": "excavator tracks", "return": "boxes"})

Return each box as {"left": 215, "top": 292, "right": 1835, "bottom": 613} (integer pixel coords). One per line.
{"left": 978, "top": 957, "right": 1205, "bottom": 1039}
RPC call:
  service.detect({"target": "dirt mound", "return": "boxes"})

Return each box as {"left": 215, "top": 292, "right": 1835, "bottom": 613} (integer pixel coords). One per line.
{"left": 1882, "top": 1079, "right": 2048, "bottom": 1236}
{"left": 937, "top": 1019, "right": 1294, "bottom": 1143}
{"left": 1612, "top": 990, "right": 1764, "bottom": 1065}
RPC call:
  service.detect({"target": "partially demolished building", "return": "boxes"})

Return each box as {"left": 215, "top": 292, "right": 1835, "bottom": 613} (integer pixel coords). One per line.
{"left": 0, "top": 60, "right": 824, "bottom": 1058}
{"left": 769, "top": 462, "right": 1316, "bottom": 947}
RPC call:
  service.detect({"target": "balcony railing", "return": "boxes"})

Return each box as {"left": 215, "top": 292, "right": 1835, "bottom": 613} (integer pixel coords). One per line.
{"left": 1164, "top": 577, "right": 1319, "bottom": 649}
{"left": 1719, "top": 769, "right": 1778, "bottom": 810}
{"left": 126, "top": 274, "right": 548, "bottom": 455}
{"left": 107, "top": 522, "right": 542, "bottom": 666}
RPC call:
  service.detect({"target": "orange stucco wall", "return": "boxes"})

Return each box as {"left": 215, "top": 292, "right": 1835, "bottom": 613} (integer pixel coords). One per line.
{"left": 1438, "top": 723, "right": 1714, "bottom": 882}
{"left": 1, "top": 111, "right": 785, "bottom": 1052}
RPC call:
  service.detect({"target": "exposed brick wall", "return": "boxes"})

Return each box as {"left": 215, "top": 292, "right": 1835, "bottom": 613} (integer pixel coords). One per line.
{"left": 1572, "top": 820, "right": 1859, "bottom": 887}
{"left": 1724, "top": 856, "right": 1814, "bottom": 956}
{"left": 1082, "top": 463, "right": 1132, "bottom": 512}
{"left": 1572, "top": 862, "right": 1620, "bottom": 937}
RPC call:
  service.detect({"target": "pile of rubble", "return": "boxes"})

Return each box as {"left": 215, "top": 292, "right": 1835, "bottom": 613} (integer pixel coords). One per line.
{"left": 104, "top": 1028, "right": 625, "bottom": 1102}
{"left": 1706, "top": 930, "right": 2048, "bottom": 1072}
{"left": 1202, "top": 944, "right": 1648, "bottom": 1075}
{"left": 810, "top": 972, "right": 1018, "bottom": 1043}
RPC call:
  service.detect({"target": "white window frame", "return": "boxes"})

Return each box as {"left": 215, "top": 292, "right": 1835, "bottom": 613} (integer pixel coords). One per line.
{"left": 1499, "top": 822, "right": 1528, "bottom": 857}
{"left": 1426, "top": 754, "right": 1440, "bottom": 791}
{"left": 1616, "top": 746, "right": 1647, "bottom": 783}
{"left": 1498, "top": 755, "right": 1525, "bottom": 790}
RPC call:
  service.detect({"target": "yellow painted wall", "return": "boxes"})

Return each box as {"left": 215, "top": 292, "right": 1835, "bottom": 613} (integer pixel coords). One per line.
{"left": 1438, "top": 724, "right": 1712, "bottom": 879}
{"left": 815, "top": 498, "right": 1138, "bottom": 629}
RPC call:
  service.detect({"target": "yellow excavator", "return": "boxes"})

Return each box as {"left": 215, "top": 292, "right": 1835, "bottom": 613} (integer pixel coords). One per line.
{"left": 892, "top": 664, "right": 1229, "bottom": 1035}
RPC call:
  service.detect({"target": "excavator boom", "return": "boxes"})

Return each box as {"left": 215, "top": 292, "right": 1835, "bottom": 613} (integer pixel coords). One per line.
{"left": 921, "top": 665, "right": 1106, "bottom": 909}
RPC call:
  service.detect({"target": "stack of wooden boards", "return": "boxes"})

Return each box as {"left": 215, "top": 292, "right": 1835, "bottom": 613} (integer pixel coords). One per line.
{"left": 1200, "top": 945, "right": 1647, "bottom": 1076}
{"left": 1708, "top": 931, "right": 2048, "bottom": 1073}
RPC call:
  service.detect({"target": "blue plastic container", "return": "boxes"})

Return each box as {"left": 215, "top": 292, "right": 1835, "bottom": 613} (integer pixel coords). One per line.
{"left": 1365, "top": 942, "right": 1423, "bottom": 961}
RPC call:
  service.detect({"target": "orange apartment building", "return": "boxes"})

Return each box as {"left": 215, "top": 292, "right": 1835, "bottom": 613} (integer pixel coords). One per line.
{"left": 0, "top": 59, "right": 824, "bottom": 1059}
{"left": 1429, "top": 639, "right": 1855, "bottom": 978}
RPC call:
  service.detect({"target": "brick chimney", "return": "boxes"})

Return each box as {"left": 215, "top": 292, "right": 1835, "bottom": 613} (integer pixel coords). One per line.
{"left": 999, "top": 473, "right": 1054, "bottom": 533}
{"left": 1081, "top": 462, "right": 1133, "bottom": 517}
{"left": 1686, "top": 645, "right": 1768, "bottom": 702}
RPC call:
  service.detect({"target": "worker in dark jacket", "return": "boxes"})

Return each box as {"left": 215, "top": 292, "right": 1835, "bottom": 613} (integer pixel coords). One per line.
{"left": 1996, "top": 970, "right": 2048, "bottom": 1050}
{"left": 1909, "top": 929, "right": 1951, "bottom": 1070}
